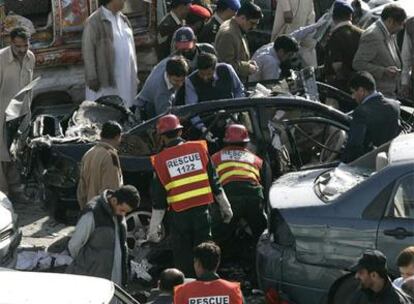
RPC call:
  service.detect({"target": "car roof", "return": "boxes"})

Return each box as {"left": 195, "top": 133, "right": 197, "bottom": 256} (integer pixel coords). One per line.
{"left": 0, "top": 269, "right": 115, "bottom": 304}
{"left": 388, "top": 132, "right": 414, "bottom": 164}
{"left": 126, "top": 96, "right": 349, "bottom": 135}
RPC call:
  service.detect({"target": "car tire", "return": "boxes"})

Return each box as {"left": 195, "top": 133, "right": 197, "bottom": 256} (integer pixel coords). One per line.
{"left": 331, "top": 276, "right": 359, "bottom": 304}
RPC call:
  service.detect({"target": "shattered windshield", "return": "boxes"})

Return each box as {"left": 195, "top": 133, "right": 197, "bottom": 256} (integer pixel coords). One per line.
{"left": 315, "top": 163, "right": 373, "bottom": 202}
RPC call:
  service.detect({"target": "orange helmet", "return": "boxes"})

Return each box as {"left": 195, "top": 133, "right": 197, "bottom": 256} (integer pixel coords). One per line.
{"left": 156, "top": 114, "right": 183, "bottom": 135}
{"left": 223, "top": 124, "right": 250, "bottom": 143}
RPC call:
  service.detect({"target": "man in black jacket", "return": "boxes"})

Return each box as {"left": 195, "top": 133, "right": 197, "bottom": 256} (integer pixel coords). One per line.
{"left": 66, "top": 185, "right": 140, "bottom": 286}
{"left": 350, "top": 250, "right": 413, "bottom": 304}
{"left": 341, "top": 71, "right": 400, "bottom": 163}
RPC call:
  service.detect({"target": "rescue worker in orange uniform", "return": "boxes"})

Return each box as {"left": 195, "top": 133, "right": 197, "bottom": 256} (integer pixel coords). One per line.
{"left": 211, "top": 124, "right": 267, "bottom": 245}
{"left": 147, "top": 114, "right": 233, "bottom": 276}
{"left": 174, "top": 242, "right": 244, "bottom": 304}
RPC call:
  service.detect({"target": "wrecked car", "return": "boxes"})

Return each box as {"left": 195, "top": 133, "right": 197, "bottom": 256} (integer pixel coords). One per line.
{"left": 256, "top": 132, "right": 414, "bottom": 304}
{"left": 0, "top": 192, "right": 22, "bottom": 269}
{"left": 7, "top": 67, "right": 414, "bottom": 223}
{"left": 8, "top": 75, "right": 359, "bottom": 223}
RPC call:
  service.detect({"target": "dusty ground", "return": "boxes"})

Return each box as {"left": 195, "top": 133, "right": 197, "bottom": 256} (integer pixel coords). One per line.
{"left": 13, "top": 199, "right": 265, "bottom": 303}
{"left": 14, "top": 199, "right": 74, "bottom": 250}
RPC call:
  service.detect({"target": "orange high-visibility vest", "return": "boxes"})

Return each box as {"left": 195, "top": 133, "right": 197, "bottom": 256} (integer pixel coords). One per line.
{"left": 212, "top": 146, "right": 263, "bottom": 186}
{"left": 151, "top": 140, "right": 214, "bottom": 212}
{"left": 174, "top": 278, "right": 243, "bottom": 304}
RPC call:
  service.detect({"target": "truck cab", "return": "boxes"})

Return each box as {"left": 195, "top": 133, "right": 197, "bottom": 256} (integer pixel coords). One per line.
{"left": 0, "top": 0, "right": 158, "bottom": 107}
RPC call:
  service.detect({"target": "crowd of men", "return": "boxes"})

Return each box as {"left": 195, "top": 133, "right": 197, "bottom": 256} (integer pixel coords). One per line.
{"left": 1, "top": 0, "right": 414, "bottom": 303}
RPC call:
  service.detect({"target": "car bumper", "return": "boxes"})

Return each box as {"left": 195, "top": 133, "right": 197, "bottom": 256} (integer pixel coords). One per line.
{"left": 256, "top": 231, "right": 331, "bottom": 304}
{"left": 0, "top": 228, "right": 22, "bottom": 268}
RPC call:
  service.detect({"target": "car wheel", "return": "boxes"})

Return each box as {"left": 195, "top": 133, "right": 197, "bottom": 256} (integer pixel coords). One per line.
{"left": 331, "top": 276, "right": 359, "bottom": 304}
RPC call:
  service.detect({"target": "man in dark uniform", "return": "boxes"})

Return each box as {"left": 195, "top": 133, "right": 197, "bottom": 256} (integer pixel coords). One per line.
{"left": 324, "top": 0, "right": 363, "bottom": 92}
{"left": 198, "top": 0, "right": 241, "bottom": 44}
{"left": 186, "top": 4, "right": 212, "bottom": 37}
{"left": 211, "top": 124, "right": 266, "bottom": 245}
{"left": 350, "top": 250, "right": 413, "bottom": 304}
{"left": 157, "top": 0, "right": 192, "bottom": 60}
{"left": 147, "top": 114, "right": 233, "bottom": 276}
{"left": 174, "top": 242, "right": 243, "bottom": 304}
{"left": 341, "top": 71, "right": 400, "bottom": 163}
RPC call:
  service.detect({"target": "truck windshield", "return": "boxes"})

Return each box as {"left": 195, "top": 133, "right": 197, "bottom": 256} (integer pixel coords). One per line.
{"left": 315, "top": 163, "right": 373, "bottom": 202}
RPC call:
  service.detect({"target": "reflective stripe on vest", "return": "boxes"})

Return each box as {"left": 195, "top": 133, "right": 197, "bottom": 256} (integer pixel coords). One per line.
{"left": 167, "top": 186, "right": 212, "bottom": 203}
{"left": 212, "top": 147, "right": 262, "bottom": 186}
{"left": 152, "top": 141, "right": 214, "bottom": 212}
{"left": 165, "top": 172, "right": 209, "bottom": 191}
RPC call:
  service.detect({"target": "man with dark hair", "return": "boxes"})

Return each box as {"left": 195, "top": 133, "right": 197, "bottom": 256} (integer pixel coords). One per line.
{"left": 198, "top": 0, "right": 241, "bottom": 44}
{"left": 67, "top": 185, "right": 139, "bottom": 286}
{"left": 136, "top": 56, "right": 189, "bottom": 120}
{"left": 185, "top": 52, "right": 244, "bottom": 104}
{"left": 174, "top": 242, "right": 243, "bottom": 304}
{"left": 325, "top": 0, "right": 363, "bottom": 92}
{"left": 249, "top": 35, "right": 298, "bottom": 82}
{"left": 353, "top": 4, "right": 407, "bottom": 98}
{"left": 157, "top": 0, "right": 192, "bottom": 60}
{"left": 341, "top": 71, "right": 400, "bottom": 163}
{"left": 83, "top": 0, "right": 138, "bottom": 108}
{"left": 184, "top": 52, "right": 244, "bottom": 140}
{"left": 215, "top": 1, "right": 263, "bottom": 81}
{"left": 350, "top": 249, "right": 412, "bottom": 304}
{"left": 393, "top": 246, "right": 414, "bottom": 288}
{"left": 148, "top": 114, "right": 233, "bottom": 276}
{"left": 0, "top": 26, "right": 35, "bottom": 200}
{"left": 148, "top": 268, "right": 185, "bottom": 304}
{"left": 77, "top": 121, "right": 123, "bottom": 209}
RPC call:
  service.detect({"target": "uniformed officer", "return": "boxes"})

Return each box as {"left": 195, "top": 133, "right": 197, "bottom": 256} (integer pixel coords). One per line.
{"left": 157, "top": 0, "right": 192, "bottom": 61}
{"left": 174, "top": 242, "right": 244, "bottom": 304}
{"left": 77, "top": 121, "right": 123, "bottom": 210}
{"left": 186, "top": 4, "right": 212, "bottom": 37}
{"left": 148, "top": 114, "right": 233, "bottom": 276}
{"left": 198, "top": 0, "right": 241, "bottom": 44}
{"left": 211, "top": 124, "right": 266, "bottom": 244}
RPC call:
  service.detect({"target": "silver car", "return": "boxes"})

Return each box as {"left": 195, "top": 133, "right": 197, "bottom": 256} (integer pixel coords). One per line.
{"left": 256, "top": 133, "right": 414, "bottom": 304}
{"left": 0, "top": 192, "right": 21, "bottom": 268}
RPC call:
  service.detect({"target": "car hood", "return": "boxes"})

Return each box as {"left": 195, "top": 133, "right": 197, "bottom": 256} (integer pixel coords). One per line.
{"left": 269, "top": 168, "right": 326, "bottom": 210}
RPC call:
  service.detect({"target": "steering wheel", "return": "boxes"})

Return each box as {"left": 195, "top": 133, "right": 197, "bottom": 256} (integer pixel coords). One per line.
{"left": 319, "top": 129, "right": 347, "bottom": 163}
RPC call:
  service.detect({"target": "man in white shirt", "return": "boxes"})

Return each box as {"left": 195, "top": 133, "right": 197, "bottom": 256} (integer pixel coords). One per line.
{"left": 270, "top": 0, "right": 316, "bottom": 67}
{"left": 401, "top": 16, "right": 414, "bottom": 98}
{"left": 82, "top": 0, "right": 138, "bottom": 109}
{"left": 249, "top": 35, "right": 298, "bottom": 82}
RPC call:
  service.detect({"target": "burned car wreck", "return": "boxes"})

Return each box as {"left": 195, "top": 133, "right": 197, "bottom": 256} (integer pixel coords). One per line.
{"left": 6, "top": 71, "right": 414, "bottom": 244}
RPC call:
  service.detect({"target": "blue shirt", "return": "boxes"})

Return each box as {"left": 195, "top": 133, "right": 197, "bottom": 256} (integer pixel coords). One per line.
{"left": 136, "top": 58, "right": 175, "bottom": 119}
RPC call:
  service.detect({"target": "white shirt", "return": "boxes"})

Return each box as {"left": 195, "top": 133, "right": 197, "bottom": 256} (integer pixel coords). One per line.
{"left": 86, "top": 6, "right": 138, "bottom": 108}
{"left": 401, "top": 30, "right": 412, "bottom": 85}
